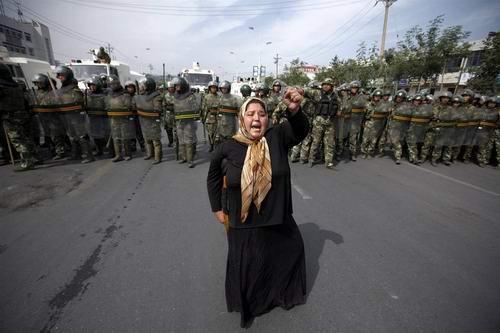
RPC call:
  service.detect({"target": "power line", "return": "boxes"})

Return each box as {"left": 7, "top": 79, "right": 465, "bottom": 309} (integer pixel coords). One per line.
{"left": 54, "top": 0, "right": 365, "bottom": 17}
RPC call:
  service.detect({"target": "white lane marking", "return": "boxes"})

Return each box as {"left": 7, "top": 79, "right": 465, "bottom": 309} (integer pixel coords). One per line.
{"left": 406, "top": 162, "right": 500, "bottom": 197}
{"left": 291, "top": 181, "right": 312, "bottom": 200}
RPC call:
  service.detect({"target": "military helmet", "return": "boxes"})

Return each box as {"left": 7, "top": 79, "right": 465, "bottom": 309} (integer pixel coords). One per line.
{"left": 383, "top": 89, "right": 392, "bottom": 96}
{"left": 171, "top": 76, "right": 190, "bottom": 94}
{"left": 257, "top": 83, "right": 270, "bottom": 95}
{"left": 308, "top": 80, "right": 320, "bottom": 89}
{"left": 321, "top": 78, "right": 334, "bottom": 86}
{"left": 166, "top": 80, "right": 175, "bottom": 89}
{"left": 218, "top": 80, "right": 231, "bottom": 91}
{"left": 485, "top": 96, "right": 497, "bottom": 105}
{"left": 371, "top": 89, "right": 383, "bottom": 98}
{"left": 451, "top": 95, "right": 464, "bottom": 104}
{"left": 139, "top": 77, "right": 156, "bottom": 93}
{"left": 32, "top": 73, "right": 50, "bottom": 89}
{"left": 461, "top": 88, "right": 474, "bottom": 97}
{"left": 272, "top": 79, "right": 282, "bottom": 87}
{"left": 425, "top": 94, "right": 434, "bottom": 102}
{"left": 438, "top": 91, "right": 453, "bottom": 99}
{"left": 349, "top": 80, "right": 361, "bottom": 89}
{"left": 337, "top": 83, "right": 348, "bottom": 91}
{"left": 240, "top": 84, "right": 252, "bottom": 97}
{"left": 473, "top": 93, "right": 482, "bottom": 100}
{"left": 124, "top": 80, "right": 136, "bottom": 88}
{"left": 108, "top": 74, "right": 122, "bottom": 92}
{"left": 86, "top": 75, "right": 102, "bottom": 91}
{"left": 394, "top": 90, "right": 407, "bottom": 100}
{"left": 55, "top": 65, "right": 74, "bottom": 82}
{"left": 413, "top": 94, "right": 424, "bottom": 102}
{"left": 207, "top": 80, "right": 218, "bottom": 89}
{"left": 407, "top": 95, "right": 414, "bottom": 102}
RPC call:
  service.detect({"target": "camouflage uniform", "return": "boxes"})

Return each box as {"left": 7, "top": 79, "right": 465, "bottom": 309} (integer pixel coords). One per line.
{"left": 430, "top": 102, "right": 455, "bottom": 165}
{"left": 305, "top": 79, "right": 339, "bottom": 168}
{"left": 134, "top": 78, "right": 164, "bottom": 164}
{"left": 216, "top": 81, "right": 241, "bottom": 144}
{"left": 450, "top": 96, "right": 468, "bottom": 161}
{"left": 0, "top": 65, "right": 37, "bottom": 171}
{"left": 162, "top": 83, "right": 175, "bottom": 147}
{"left": 85, "top": 77, "right": 109, "bottom": 156}
{"left": 269, "top": 80, "right": 283, "bottom": 123}
{"left": 475, "top": 99, "right": 499, "bottom": 166}
{"left": 201, "top": 82, "right": 220, "bottom": 151}
{"left": 361, "top": 90, "right": 390, "bottom": 157}
{"left": 462, "top": 102, "right": 481, "bottom": 162}
{"left": 347, "top": 88, "right": 367, "bottom": 160}
{"left": 290, "top": 95, "right": 316, "bottom": 163}
{"left": 388, "top": 98, "right": 412, "bottom": 163}
{"left": 31, "top": 77, "right": 67, "bottom": 158}
{"left": 334, "top": 88, "right": 351, "bottom": 158}
{"left": 376, "top": 98, "right": 393, "bottom": 155}
{"left": 106, "top": 76, "right": 135, "bottom": 162}
{"left": 54, "top": 66, "right": 94, "bottom": 163}
{"left": 172, "top": 77, "right": 202, "bottom": 168}
{"left": 407, "top": 99, "right": 433, "bottom": 163}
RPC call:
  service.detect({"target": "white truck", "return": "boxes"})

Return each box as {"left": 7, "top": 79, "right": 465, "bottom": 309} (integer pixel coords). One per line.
{"left": 180, "top": 62, "right": 218, "bottom": 92}
{"left": 0, "top": 46, "right": 55, "bottom": 89}
{"left": 68, "top": 59, "right": 145, "bottom": 90}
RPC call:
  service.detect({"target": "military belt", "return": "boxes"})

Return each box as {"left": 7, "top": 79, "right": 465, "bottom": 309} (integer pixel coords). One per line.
{"left": 435, "top": 121, "right": 456, "bottom": 127}
{"left": 372, "top": 112, "right": 388, "bottom": 119}
{"left": 479, "top": 121, "right": 496, "bottom": 128}
{"left": 467, "top": 121, "right": 480, "bottom": 127}
{"left": 351, "top": 108, "right": 365, "bottom": 113}
{"left": 32, "top": 106, "right": 59, "bottom": 113}
{"left": 108, "top": 110, "right": 134, "bottom": 116}
{"left": 86, "top": 110, "right": 107, "bottom": 116}
{"left": 175, "top": 113, "right": 200, "bottom": 120}
{"left": 219, "top": 108, "right": 238, "bottom": 114}
{"left": 58, "top": 105, "right": 83, "bottom": 112}
{"left": 456, "top": 120, "right": 470, "bottom": 128}
{"left": 410, "top": 117, "right": 431, "bottom": 124}
{"left": 339, "top": 114, "right": 351, "bottom": 119}
{"left": 392, "top": 115, "right": 412, "bottom": 122}
{"left": 137, "top": 110, "right": 160, "bottom": 117}
{"left": 208, "top": 108, "right": 218, "bottom": 113}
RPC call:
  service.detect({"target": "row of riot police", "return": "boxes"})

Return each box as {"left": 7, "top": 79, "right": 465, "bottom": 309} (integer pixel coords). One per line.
{"left": 283, "top": 78, "right": 500, "bottom": 169}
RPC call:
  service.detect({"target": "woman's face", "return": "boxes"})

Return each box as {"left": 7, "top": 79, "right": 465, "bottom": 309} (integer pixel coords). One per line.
{"left": 244, "top": 102, "right": 268, "bottom": 140}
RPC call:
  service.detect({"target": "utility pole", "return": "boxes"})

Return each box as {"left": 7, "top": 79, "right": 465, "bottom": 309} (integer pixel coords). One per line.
{"left": 376, "top": 0, "right": 397, "bottom": 60}
{"left": 15, "top": 1, "right": 23, "bottom": 22}
{"left": 273, "top": 53, "right": 282, "bottom": 78}
{"left": 0, "top": 0, "right": 6, "bottom": 16}
{"left": 162, "top": 63, "right": 166, "bottom": 85}
{"left": 106, "top": 43, "right": 114, "bottom": 59}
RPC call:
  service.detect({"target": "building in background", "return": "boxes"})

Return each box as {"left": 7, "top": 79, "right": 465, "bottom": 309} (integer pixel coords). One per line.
{"left": 297, "top": 64, "right": 319, "bottom": 80}
{"left": 0, "top": 13, "right": 55, "bottom": 65}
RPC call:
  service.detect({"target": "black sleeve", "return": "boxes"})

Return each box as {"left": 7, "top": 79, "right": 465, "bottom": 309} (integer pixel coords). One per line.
{"left": 277, "top": 108, "right": 309, "bottom": 148}
{"left": 207, "top": 143, "right": 224, "bottom": 212}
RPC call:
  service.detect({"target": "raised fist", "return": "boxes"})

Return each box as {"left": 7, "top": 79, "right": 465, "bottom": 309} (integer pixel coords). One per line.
{"left": 282, "top": 87, "right": 304, "bottom": 113}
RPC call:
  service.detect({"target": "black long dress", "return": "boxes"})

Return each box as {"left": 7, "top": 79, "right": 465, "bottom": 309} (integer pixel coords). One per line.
{"left": 207, "top": 109, "right": 309, "bottom": 327}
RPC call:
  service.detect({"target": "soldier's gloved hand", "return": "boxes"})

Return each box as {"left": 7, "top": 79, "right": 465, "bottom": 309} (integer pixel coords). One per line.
{"left": 282, "top": 87, "right": 304, "bottom": 114}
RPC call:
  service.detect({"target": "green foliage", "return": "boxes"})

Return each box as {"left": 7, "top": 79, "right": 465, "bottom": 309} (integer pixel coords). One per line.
{"left": 264, "top": 76, "right": 275, "bottom": 87}
{"left": 278, "top": 58, "right": 310, "bottom": 86}
{"left": 467, "top": 32, "right": 500, "bottom": 94}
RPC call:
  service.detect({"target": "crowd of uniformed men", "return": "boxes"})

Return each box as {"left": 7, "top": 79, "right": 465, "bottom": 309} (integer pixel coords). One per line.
{"left": 1, "top": 62, "right": 499, "bottom": 172}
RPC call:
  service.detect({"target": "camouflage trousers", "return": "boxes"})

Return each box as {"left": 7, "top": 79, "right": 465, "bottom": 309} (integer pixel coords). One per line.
{"left": 290, "top": 131, "right": 313, "bottom": 162}
{"left": 309, "top": 116, "right": 335, "bottom": 164}
{"left": 205, "top": 122, "right": 217, "bottom": 146}
{"left": 432, "top": 146, "right": 452, "bottom": 163}
{"left": 176, "top": 120, "right": 198, "bottom": 145}
{"left": 462, "top": 145, "right": 474, "bottom": 161}
{"left": 3, "top": 117, "right": 36, "bottom": 161}
{"left": 477, "top": 139, "right": 494, "bottom": 165}
{"left": 361, "top": 120, "right": 386, "bottom": 155}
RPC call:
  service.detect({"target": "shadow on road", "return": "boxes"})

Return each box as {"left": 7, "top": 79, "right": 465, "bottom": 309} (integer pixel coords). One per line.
{"left": 299, "top": 223, "right": 343, "bottom": 296}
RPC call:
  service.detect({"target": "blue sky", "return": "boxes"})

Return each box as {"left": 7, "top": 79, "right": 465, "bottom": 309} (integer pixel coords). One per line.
{"left": 5, "top": 0, "right": 500, "bottom": 80}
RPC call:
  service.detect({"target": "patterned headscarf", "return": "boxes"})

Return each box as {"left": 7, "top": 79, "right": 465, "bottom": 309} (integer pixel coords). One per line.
{"left": 233, "top": 97, "right": 272, "bottom": 222}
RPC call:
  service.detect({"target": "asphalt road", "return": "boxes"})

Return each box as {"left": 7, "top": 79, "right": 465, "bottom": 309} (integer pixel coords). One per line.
{"left": 1, "top": 134, "right": 500, "bottom": 332}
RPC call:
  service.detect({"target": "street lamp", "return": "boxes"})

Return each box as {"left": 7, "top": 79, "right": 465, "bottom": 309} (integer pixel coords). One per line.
{"left": 248, "top": 27, "right": 272, "bottom": 83}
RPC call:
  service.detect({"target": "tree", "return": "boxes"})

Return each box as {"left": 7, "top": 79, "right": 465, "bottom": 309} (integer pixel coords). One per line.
{"left": 278, "top": 58, "right": 310, "bottom": 86}
{"left": 467, "top": 31, "right": 500, "bottom": 94}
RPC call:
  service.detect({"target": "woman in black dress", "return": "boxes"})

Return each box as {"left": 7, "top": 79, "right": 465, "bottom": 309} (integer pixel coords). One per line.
{"left": 207, "top": 88, "right": 309, "bottom": 328}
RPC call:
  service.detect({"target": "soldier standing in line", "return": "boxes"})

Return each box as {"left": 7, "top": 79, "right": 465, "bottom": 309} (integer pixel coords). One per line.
{"left": 54, "top": 66, "right": 94, "bottom": 163}
{"left": 334, "top": 83, "right": 350, "bottom": 160}
{"left": 376, "top": 89, "right": 393, "bottom": 156}
{"left": 387, "top": 90, "right": 413, "bottom": 164}
{"left": 450, "top": 95, "right": 468, "bottom": 162}
{"left": 201, "top": 81, "right": 220, "bottom": 152}
{"left": 172, "top": 77, "right": 202, "bottom": 168}
{"left": 216, "top": 80, "right": 242, "bottom": 144}
{"left": 240, "top": 84, "right": 252, "bottom": 101}
{"left": 428, "top": 92, "right": 455, "bottom": 166}
{"left": 290, "top": 81, "right": 318, "bottom": 163}
{"left": 460, "top": 89, "right": 479, "bottom": 163}
{"left": 305, "top": 78, "right": 339, "bottom": 169}
{"left": 268, "top": 80, "right": 283, "bottom": 122}
{"left": 85, "top": 75, "right": 109, "bottom": 157}
{"left": 106, "top": 75, "right": 135, "bottom": 162}
{"left": 361, "top": 89, "right": 390, "bottom": 158}
{"left": 134, "top": 77, "right": 164, "bottom": 164}
{"left": 31, "top": 74, "right": 66, "bottom": 160}
{"left": 0, "top": 64, "right": 37, "bottom": 171}
{"left": 347, "top": 80, "right": 367, "bottom": 161}
{"left": 162, "top": 81, "right": 175, "bottom": 147}
{"left": 406, "top": 94, "right": 433, "bottom": 164}
{"left": 475, "top": 96, "right": 499, "bottom": 167}
{"left": 125, "top": 80, "right": 145, "bottom": 153}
